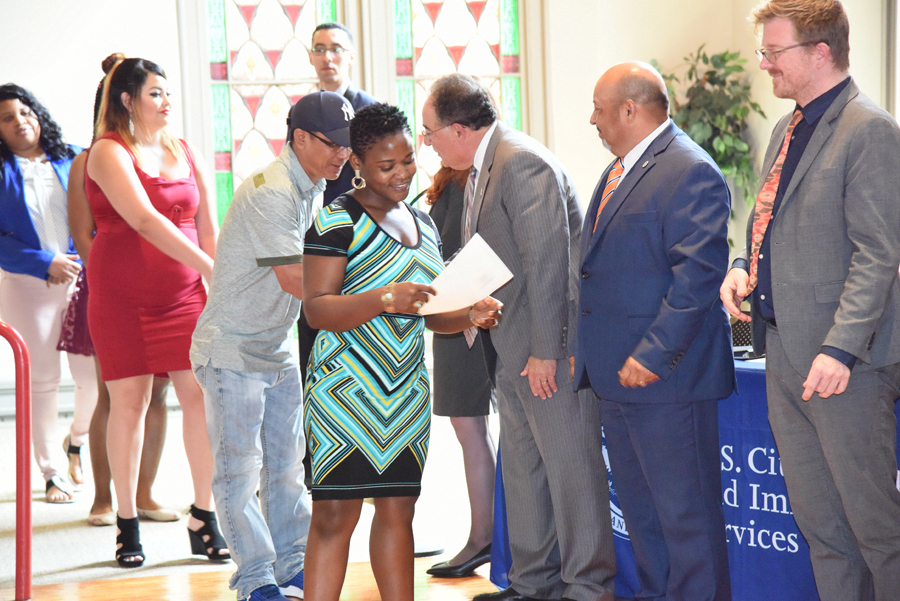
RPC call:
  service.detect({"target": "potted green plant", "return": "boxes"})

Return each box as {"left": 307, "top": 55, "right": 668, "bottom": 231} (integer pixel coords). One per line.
{"left": 652, "top": 45, "right": 766, "bottom": 206}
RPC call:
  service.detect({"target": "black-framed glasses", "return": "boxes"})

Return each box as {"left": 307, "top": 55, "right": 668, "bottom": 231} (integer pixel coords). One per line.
{"left": 421, "top": 123, "right": 451, "bottom": 142}
{"left": 306, "top": 131, "right": 348, "bottom": 153}
{"left": 310, "top": 46, "right": 348, "bottom": 56}
{"left": 755, "top": 42, "right": 816, "bottom": 63}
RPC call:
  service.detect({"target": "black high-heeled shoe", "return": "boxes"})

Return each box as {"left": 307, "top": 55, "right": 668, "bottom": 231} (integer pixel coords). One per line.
{"left": 187, "top": 504, "right": 231, "bottom": 561}
{"left": 116, "top": 515, "right": 145, "bottom": 568}
{"left": 426, "top": 543, "right": 492, "bottom": 578}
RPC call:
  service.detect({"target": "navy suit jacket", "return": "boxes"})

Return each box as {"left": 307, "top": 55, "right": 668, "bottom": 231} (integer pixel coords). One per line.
{"left": 574, "top": 121, "right": 735, "bottom": 403}
{"left": 323, "top": 83, "right": 378, "bottom": 206}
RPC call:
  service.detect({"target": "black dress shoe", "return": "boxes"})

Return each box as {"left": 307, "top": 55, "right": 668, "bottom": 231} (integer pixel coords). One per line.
{"left": 472, "top": 587, "right": 539, "bottom": 601}
{"left": 427, "top": 543, "right": 492, "bottom": 578}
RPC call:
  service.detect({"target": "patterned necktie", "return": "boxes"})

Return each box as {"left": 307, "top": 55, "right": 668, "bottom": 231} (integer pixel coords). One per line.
{"left": 592, "top": 158, "right": 625, "bottom": 233}
{"left": 463, "top": 166, "right": 479, "bottom": 347}
{"left": 747, "top": 109, "right": 803, "bottom": 293}
{"left": 464, "top": 166, "right": 477, "bottom": 243}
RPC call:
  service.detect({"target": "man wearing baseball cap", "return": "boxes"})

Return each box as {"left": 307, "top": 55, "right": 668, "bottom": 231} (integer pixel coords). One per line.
{"left": 191, "top": 90, "right": 354, "bottom": 601}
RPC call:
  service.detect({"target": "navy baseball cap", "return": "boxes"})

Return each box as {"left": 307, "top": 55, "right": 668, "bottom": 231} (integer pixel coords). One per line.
{"left": 287, "top": 91, "right": 354, "bottom": 148}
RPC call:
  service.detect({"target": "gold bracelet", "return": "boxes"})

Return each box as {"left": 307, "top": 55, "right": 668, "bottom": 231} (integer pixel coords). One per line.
{"left": 381, "top": 282, "right": 395, "bottom": 313}
{"left": 468, "top": 305, "right": 477, "bottom": 325}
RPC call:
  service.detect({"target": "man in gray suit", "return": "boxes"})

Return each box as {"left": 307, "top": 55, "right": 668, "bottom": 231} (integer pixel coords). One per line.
{"left": 423, "top": 74, "right": 616, "bottom": 601}
{"left": 720, "top": 2, "right": 900, "bottom": 599}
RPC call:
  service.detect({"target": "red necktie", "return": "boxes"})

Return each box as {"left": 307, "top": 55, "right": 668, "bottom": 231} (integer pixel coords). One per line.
{"left": 593, "top": 158, "right": 625, "bottom": 233}
{"left": 747, "top": 109, "right": 803, "bottom": 293}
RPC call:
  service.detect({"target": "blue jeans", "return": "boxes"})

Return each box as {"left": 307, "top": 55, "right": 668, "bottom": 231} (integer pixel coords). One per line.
{"left": 193, "top": 361, "right": 311, "bottom": 599}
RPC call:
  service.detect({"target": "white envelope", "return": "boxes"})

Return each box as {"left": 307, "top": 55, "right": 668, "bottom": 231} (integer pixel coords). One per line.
{"left": 420, "top": 233, "right": 513, "bottom": 315}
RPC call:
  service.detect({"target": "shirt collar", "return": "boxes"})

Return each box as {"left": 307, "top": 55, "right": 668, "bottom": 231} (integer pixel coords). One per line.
{"left": 15, "top": 152, "right": 49, "bottom": 166}
{"left": 472, "top": 120, "right": 499, "bottom": 177}
{"left": 620, "top": 118, "right": 670, "bottom": 179}
{"left": 284, "top": 145, "right": 326, "bottom": 197}
{"left": 15, "top": 153, "right": 51, "bottom": 178}
{"left": 796, "top": 76, "right": 851, "bottom": 124}
{"left": 320, "top": 80, "right": 351, "bottom": 98}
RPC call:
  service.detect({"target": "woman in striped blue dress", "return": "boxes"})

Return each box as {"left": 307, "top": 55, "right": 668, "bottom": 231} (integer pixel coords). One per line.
{"left": 301, "top": 103, "right": 501, "bottom": 601}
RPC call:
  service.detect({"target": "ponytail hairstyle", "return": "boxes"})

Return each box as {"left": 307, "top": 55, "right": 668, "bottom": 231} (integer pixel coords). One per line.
{"left": 95, "top": 57, "right": 185, "bottom": 164}
{"left": 92, "top": 53, "right": 126, "bottom": 141}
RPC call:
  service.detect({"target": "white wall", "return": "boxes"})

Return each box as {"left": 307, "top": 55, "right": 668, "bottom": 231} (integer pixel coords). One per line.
{"left": 0, "top": 0, "right": 184, "bottom": 149}
{"left": 536, "top": 0, "right": 736, "bottom": 203}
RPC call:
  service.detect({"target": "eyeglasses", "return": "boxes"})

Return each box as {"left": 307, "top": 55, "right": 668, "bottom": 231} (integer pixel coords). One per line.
{"left": 755, "top": 42, "right": 816, "bottom": 63}
{"left": 421, "top": 124, "right": 451, "bottom": 142}
{"left": 310, "top": 46, "right": 348, "bottom": 57}
{"left": 305, "top": 131, "right": 348, "bottom": 153}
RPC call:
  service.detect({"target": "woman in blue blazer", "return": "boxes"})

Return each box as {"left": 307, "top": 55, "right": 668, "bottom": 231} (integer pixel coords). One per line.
{"left": 0, "top": 84, "right": 97, "bottom": 503}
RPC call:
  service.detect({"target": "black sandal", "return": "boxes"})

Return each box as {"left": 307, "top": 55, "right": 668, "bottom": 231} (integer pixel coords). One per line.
{"left": 45, "top": 474, "right": 74, "bottom": 504}
{"left": 116, "top": 515, "right": 145, "bottom": 568}
{"left": 62, "top": 434, "right": 83, "bottom": 488}
{"left": 187, "top": 504, "right": 231, "bottom": 561}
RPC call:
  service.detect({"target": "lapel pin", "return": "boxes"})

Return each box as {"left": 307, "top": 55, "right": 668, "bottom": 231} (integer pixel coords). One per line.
{"left": 642, "top": 161, "right": 649, "bottom": 168}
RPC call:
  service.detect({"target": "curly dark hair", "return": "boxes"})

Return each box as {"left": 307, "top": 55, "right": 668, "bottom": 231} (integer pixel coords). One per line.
{"left": 350, "top": 103, "right": 412, "bottom": 160}
{"left": 429, "top": 74, "right": 497, "bottom": 130}
{"left": 0, "top": 84, "right": 73, "bottom": 164}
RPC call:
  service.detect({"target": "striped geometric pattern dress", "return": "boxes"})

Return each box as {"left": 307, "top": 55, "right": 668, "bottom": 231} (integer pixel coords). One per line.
{"left": 302, "top": 195, "right": 445, "bottom": 500}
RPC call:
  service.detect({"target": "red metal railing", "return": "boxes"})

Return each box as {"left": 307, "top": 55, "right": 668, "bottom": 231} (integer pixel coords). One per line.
{"left": 0, "top": 321, "right": 32, "bottom": 601}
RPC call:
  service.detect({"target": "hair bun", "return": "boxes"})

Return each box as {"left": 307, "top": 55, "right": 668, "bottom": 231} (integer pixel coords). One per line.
{"left": 101, "top": 53, "right": 126, "bottom": 74}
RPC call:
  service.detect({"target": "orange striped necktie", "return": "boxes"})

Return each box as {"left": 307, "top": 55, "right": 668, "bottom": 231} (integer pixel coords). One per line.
{"left": 747, "top": 109, "right": 803, "bottom": 293}
{"left": 593, "top": 157, "right": 625, "bottom": 233}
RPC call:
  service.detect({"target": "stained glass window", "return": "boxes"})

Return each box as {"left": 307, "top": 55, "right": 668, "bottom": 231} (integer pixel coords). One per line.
{"left": 396, "top": 0, "right": 522, "bottom": 192}
{"left": 206, "top": 0, "right": 522, "bottom": 212}
{"left": 207, "top": 0, "right": 335, "bottom": 221}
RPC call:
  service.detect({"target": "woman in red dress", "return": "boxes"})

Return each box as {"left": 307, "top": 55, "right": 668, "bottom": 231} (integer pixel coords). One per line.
{"left": 85, "top": 57, "right": 227, "bottom": 567}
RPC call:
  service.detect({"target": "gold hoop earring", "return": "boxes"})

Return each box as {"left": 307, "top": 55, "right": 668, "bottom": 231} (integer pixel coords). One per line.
{"left": 352, "top": 170, "right": 366, "bottom": 190}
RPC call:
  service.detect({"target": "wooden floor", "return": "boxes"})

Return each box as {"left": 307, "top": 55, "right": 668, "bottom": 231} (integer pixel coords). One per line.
{"left": 1, "top": 559, "right": 496, "bottom": 601}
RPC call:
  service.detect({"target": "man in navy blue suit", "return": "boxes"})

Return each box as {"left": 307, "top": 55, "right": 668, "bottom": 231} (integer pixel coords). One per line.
{"left": 574, "top": 62, "right": 735, "bottom": 601}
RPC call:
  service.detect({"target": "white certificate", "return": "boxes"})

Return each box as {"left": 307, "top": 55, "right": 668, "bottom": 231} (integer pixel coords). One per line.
{"left": 420, "top": 233, "right": 513, "bottom": 315}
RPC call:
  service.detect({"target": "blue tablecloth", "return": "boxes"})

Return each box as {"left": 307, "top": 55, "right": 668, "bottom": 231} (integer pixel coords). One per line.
{"left": 490, "top": 360, "right": 900, "bottom": 600}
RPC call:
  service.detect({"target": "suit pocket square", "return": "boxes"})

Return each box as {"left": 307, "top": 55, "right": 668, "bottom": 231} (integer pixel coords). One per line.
{"left": 814, "top": 281, "right": 844, "bottom": 303}
{"left": 620, "top": 211, "right": 658, "bottom": 224}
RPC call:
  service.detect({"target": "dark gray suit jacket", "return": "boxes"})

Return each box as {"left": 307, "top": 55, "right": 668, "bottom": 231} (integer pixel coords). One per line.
{"left": 743, "top": 79, "right": 900, "bottom": 374}
{"left": 465, "top": 122, "right": 582, "bottom": 374}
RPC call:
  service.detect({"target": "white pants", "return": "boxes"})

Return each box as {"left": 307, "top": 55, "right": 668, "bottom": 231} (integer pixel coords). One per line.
{"left": 0, "top": 270, "right": 97, "bottom": 482}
